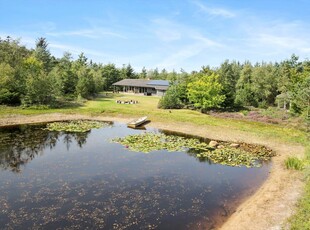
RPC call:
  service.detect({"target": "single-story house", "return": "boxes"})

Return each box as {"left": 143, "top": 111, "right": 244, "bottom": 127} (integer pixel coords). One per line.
{"left": 112, "top": 79, "right": 169, "bottom": 96}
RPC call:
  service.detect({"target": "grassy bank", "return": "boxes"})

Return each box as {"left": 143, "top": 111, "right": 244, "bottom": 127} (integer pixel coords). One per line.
{"left": 1, "top": 93, "right": 306, "bottom": 143}
{"left": 1, "top": 92, "right": 309, "bottom": 228}
{"left": 289, "top": 144, "right": 310, "bottom": 229}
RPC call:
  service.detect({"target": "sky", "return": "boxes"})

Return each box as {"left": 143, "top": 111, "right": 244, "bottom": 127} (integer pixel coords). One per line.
{"left": 0, "top": 0, "right": 309, "bottom": 72}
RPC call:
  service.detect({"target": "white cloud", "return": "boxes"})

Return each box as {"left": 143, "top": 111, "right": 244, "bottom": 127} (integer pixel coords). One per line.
{"left": 192, "top": 0, "right": 236, "bottom": 18}
{"left": 0, "top": 33, "right": 36, "bottom": 47}
{"left": 49, "top": 43, "right": 103, "bottom": 56}
{"left": 258, "top": 34, "right": 306, "bottom": 49}
{"left": 147, "top": 16, "right": 225, "bottom": 69}
{"left": 47, "top": 28, "right": 127, "bottom": 39}
{"left": 156, "top": 44, "right": 202, "bottom": 69}
{"left": 156, "top": 35, "right": 223, "bottom": 69}
{"left": 0, "top": 31, "right": 110, "bottom": 59}
{"left": 191, "top": 34, "right": 224, "bottom": 48}
{"left": 245, "top": 21, "right": 310, "bottom": 56}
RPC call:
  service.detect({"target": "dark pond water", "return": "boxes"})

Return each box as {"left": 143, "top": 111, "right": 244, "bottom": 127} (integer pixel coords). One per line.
{"left": 0, "top": 122, "right": 271, "bottom": 230}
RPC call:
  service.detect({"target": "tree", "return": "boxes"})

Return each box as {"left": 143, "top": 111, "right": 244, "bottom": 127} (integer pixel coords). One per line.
{"left": 200, "top": 65, "right": 215, "bottom": 76}
{"left": 126, "top": 64, "right": 137, "bottom": 79}
{"left": 293, "top": 75, "right": 310, "bottom": 117}
{"left": 0, "top": 37, "right": 31, "bottom": 104}
{"left": 158, "top": 68, "right": 168, "bottom": 80}
{"left": 139, "top": 67, "right": 147, "bottom": 79}
{"left": 89, "top": 66, "right": 104, "bottom": 93}
{"left": 158, "top": 84, "right": 183, "bottom": 109}
{"left": 147, "top": 68, "right": 159, "bottom": 79}
{"left": 34, "top": 37, "right": 53, "bottom": 72}
{"left": 187, "top": 73, "right": 225, "bottom": 111}
{"left": 171, "top": 70, "right": 189, "bottom": 104}
{"left": 22, "top": 56, "right": 56, "bottom": 106}
{"left": 291, "top": 60, "right": 310, "bottom": 123}
{"left": 166, "top": 70, "right": 178, "bottom": 82}
{"left": 101, "top": 63, "right": 121, "bottom": 90}
{"left": 120, "top": 64, "right": 137, "bottom": 79}
{"left": 278, "top": 55, "right": 303, "bottom": 95}
{"left": 251, "top": 62, "right": 278, "bottom": 107}
{"left": 73, "top": 53, "right": 95, "bottom": 98}
{"left": 280, "top": 55, "right": 306, "bottom": 113}
{"left": 217, "top": 60, "right": 240, "bottom": 107}
{"left": 0, "top": 63, "right": 19, "bottom": 104}
{"left": 49, "top": 52, "right": 77, "bottom": 98}
{"left": 235, "top": 62, "right": 254, "bottom": 106}
{"left": 75, "top": 66, "right": 95, "bottom": 99}
{"left": 0, "top": 36, "right": 30, "bottom": 68}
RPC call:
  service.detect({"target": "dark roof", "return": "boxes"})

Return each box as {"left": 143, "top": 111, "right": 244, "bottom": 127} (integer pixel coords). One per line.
{"left": 113, "top": 79, "right": 170, "bottom": 90}
{"left": 112, "top": 79, "right": 150, "bottom": 87}
{"left": 147, "top": 80, "right": 169, "bottom": 86}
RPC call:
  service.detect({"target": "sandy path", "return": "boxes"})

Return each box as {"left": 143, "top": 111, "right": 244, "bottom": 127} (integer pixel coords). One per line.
{"left": 0, "top": 113, "right": 305, "bottom": 230}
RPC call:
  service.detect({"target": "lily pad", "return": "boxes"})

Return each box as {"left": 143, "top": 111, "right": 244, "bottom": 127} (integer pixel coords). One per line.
{"left": 45, "top": 120, "right": 109, "bottom": 133}
{"left": 112, "top": 132, "right": 274, "bottom": 168}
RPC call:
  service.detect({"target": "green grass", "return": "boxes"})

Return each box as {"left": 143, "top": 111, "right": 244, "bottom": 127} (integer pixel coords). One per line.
{"left": 0, "top": 92, "right": 307, "bottom": 145}
{"left": 289, "top": 177, "right": 310, "bottom": 229}
{"left": 1, "top": 92, "right": 309, "bottom": 228}
{"left": 285, "top": 157, "right": 304, "bottom": 170}
{"left": 289, "top": 145, "right": 310, "bottom": 229}
{"left": 260, "top": 107, "right": 289, "bottom": 119}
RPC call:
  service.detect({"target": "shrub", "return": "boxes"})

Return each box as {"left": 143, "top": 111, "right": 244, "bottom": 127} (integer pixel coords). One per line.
{"left": 158, "top": 85, "right": 183, "bottom": 109}
{"left": 22, "top": 68, "right": 57, "bottom": 106}
{"left": 0, "top": 89, "right": 20, "bottom": 105}
{"left": 285, "top": 156, "right": 304, "bottom": 170}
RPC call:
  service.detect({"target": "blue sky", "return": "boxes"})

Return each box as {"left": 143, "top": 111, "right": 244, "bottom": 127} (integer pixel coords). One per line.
{"left": 0, "top": 0, "right": 309, "bottom": 72}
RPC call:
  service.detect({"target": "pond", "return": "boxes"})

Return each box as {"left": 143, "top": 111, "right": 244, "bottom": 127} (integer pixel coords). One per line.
{"left": 0, "top": 122, "right": 271, "bottom": 229}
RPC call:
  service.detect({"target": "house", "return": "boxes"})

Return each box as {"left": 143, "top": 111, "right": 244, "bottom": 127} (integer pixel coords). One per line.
{"left": 112, "top": 79, "right": 169, "bottom": 96}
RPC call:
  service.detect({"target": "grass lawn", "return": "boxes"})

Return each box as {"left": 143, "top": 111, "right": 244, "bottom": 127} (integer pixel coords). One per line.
{"left": 1, "top": 92, "right": 306, "bottom": 143}
{"left": 0, "top": 92, "right": 309, "bottom": 228}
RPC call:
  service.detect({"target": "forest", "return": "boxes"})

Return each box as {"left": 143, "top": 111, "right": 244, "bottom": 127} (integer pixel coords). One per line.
{"left": 0, "top": 36, "right": 309, "bottom": 124}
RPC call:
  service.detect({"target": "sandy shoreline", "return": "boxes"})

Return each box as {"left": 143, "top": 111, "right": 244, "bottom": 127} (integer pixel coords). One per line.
{"left": 0, "top": 113, "right": 305, "bottom": 229}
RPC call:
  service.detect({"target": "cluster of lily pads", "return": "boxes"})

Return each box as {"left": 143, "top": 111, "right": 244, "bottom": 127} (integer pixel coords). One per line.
{"left": 45, "top": 120, "right": 108, "bottom": 132}
{"left": 197, "top": 149, "right": 262, "bottom": 167}
{"left": 112, "top": 133, "right": 213, "bottom": 153}
{"left": 112, "top": 132, "right": 274, "bottom": 168}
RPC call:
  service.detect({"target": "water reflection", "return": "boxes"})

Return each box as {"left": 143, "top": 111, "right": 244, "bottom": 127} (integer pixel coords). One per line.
{"left": 0, "top": 124, "right": 94, "bottom": 172}
{"left": 63, "top": 132, "right": 89, "bottom": 149}
{"left": 0, "top": 123, "right": 215, "bottom": 173}
{"left": 0, "top": 122, "right": 271, "bottom": 229}
{"left": 186, "top": 148, "right": 213, "bottom": 164}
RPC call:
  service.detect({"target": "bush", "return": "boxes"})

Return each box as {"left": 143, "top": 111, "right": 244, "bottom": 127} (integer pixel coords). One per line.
{"left": 158, "top": 85, "right": 183, "bottom": 109}
{"left": 0, "top": 89, "right": 20, "bottom": 105}
{"left": 258, "top": 100, "right": 268, "bottom": 109}
{"left": 285, "top": 156, "right": 304, "bottom": 170}
{"left": 22, "top": 73, "right": 56, "bottom": 106}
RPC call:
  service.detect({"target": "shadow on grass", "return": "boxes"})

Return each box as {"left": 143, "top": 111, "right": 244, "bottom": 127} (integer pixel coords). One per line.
{"left": 53, "top": 101, "right": 85, "bottom": 109}
{"left": 20, "top": 100, "right": 86, "bottom": 111}
{"left": 92, "top": 92, "right": 124, "bottom": 101}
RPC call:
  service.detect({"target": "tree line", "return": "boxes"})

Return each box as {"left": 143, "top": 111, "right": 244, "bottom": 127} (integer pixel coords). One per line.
{"left": 0, "top": 37, "right": 139, "bottom": 106}
{"left": 159, "top": 56, "right": 310, "bottom": 123}
{"left": 0, "top": 36, "right": 309, "bottom": 121}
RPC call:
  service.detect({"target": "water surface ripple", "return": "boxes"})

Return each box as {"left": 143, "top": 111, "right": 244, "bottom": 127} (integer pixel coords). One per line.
{"left": 0, "top": 122, "right": 271, "bottom": 229}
